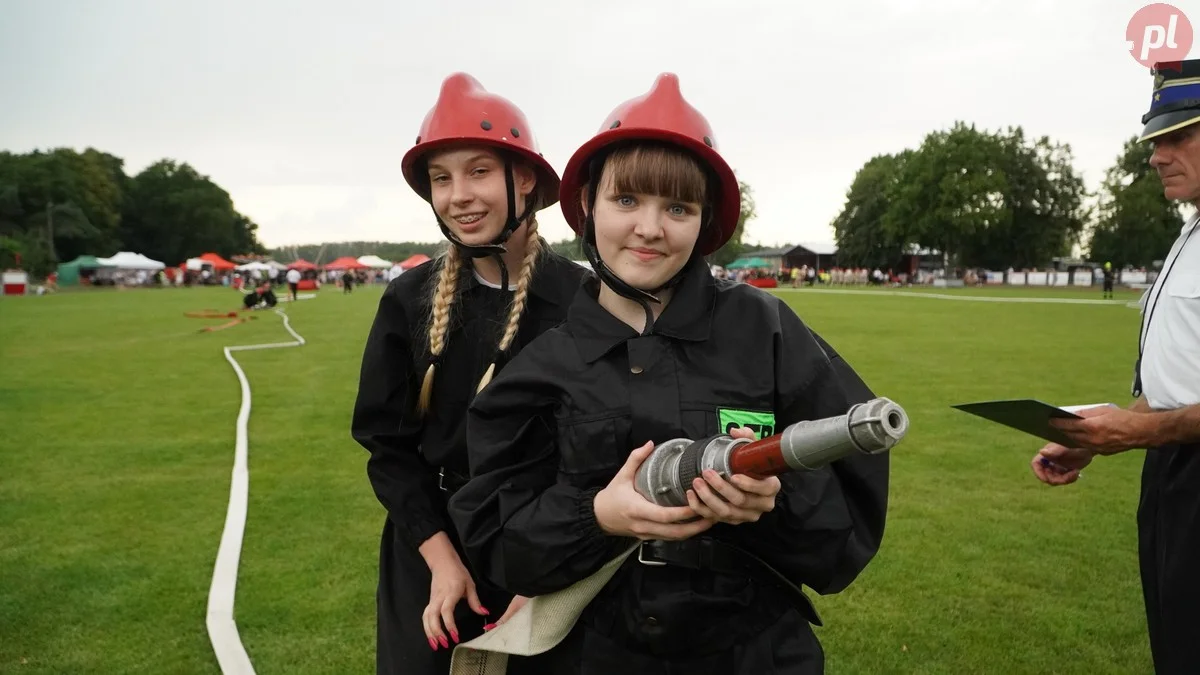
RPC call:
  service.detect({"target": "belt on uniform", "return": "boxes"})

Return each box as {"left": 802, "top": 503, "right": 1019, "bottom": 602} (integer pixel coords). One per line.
{"left": 637, "top": 537, "right": 823, "bottom": 626}
{"left": 438, "top": 467, "right": 470, "bottom": 494}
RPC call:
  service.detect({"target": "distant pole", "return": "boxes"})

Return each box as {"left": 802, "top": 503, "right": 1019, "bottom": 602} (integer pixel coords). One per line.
{"left": 46, "top": 201, "right": 57, "bottom": 262}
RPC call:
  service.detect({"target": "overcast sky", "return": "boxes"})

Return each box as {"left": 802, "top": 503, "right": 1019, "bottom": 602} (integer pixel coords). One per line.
{"left": 2, "top": 0, "right": 1194, "bottom": 250}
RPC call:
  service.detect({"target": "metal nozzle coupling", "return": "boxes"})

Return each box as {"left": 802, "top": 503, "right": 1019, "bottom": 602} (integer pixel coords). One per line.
{"left": 779, "top": 397, "right": 908, "bottom": 471}
{"left": 634, "top": 397, "right": 908, "bottom": 507}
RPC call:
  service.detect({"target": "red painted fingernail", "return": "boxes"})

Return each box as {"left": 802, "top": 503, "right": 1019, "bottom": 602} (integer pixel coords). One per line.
{"left": 439, "top": 636, "right": 449, "bottom": 648}
{"left": 483, "top": 623, "right": 497, "bottom": 631}
{"left": 480, "top": 606, "right": 490, "bottom": 614}
{"left": 429, "top": 638, "right": 438, "bottom": 650}
{"left": 451, "top": 630, "right": 459, "bottom": 644}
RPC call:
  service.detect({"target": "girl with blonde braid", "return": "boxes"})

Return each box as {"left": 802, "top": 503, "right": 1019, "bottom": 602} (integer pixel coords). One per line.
{"left": 351, "top": 73, "right": 586, "bottom": 675}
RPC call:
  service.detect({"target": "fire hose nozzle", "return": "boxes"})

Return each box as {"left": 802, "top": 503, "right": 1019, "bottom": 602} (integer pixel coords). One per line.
{"left": 634, "top": 397, "right": 908, "bottom": 507}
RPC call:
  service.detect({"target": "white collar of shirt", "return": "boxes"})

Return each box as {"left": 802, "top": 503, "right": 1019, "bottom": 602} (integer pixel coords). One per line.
{"left": 1140, "top": 211, "right": 1200, "bottom": 411}
{"left": 473, "top": 269, "right": 517, "bottom": 291}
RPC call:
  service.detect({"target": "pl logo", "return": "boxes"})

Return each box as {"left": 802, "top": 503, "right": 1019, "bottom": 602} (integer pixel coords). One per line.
{"left": 1126, "top": 3, "right": 1193, "bottom": 70}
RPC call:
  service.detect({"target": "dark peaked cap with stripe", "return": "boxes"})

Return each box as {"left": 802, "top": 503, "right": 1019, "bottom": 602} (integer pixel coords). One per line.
{"left": 1140, "top": 60, "right": 1200, "bottom": 142}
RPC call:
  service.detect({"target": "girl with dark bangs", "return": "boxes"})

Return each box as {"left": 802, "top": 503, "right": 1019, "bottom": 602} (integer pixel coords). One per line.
{"left": 448, "top": 73, "right": 890, "bottom": 674}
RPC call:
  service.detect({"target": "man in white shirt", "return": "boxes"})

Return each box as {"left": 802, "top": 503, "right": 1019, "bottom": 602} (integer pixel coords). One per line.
{"left": 286, "top": 267, "right": 302, "bottom": 302}
{"left": 1030, "top": 59, "right": 1200, "bottom": 675}
{"left": 388, "top": 263, "right": 404, "bottom": 282}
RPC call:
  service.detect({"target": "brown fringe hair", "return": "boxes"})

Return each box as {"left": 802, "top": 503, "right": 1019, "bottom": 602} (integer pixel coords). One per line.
{"left": 596, "top": 142, "right": 709, "bottom": 207}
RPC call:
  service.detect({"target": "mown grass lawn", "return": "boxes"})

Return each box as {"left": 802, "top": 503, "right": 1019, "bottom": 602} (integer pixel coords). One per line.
{"left": 0, "top": 281, "right": 1151, "bottom": 674}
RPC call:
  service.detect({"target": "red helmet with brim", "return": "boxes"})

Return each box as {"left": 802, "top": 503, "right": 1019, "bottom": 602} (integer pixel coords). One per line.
{"left": 558, "top": 73, "right": 740, "bottom": 256}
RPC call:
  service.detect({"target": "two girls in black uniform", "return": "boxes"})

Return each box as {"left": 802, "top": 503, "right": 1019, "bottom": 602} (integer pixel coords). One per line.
{"left": 351, "top": 73, "right": 586, "bottom": 674}
{"left": 448, "top": 74, "right": 890, "bottom": 674}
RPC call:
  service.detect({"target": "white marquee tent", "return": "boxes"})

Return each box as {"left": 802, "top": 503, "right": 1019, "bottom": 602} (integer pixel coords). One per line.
{"left": 357, "top": 255, "right": 393, "bottom": 269}
{"left": 97, "top": 251, "right": 166, "bottom": 270}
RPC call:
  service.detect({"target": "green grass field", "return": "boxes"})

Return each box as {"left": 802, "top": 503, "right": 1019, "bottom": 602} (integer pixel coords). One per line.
{"left": 0, "top": 282, "right": 1153, "bottom": 674}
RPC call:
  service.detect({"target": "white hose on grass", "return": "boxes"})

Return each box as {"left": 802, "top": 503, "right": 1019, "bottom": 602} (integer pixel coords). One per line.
{"left": 206, "top": 309, "right": 306, "bottom": 675}
{"left": 773, "top": 287, "right": 1129, "bottom": 305}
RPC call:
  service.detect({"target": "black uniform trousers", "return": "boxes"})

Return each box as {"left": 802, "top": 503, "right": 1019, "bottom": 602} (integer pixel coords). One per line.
{"left": 513, "top": 605, "right": 823, "bottom": 675}
{"left": 375, "top": 499, "right": 508, "bottom": 675}
{"left": 1138, "top": 442, "right": 1200, "bottom": 674}
{"left": 378, "top": 511, "right": 825, "bottom": 675}
{"left": 376, "top": 488, "right": 545, "bottom": 675}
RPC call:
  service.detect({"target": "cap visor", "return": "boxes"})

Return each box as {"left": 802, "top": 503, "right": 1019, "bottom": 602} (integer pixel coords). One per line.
{"left": 1139, "top": 109, "right": 1200, "bottom": 142}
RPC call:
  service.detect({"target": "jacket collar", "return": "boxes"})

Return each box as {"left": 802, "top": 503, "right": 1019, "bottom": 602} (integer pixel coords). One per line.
{"left": 462, "top": 250, "right": 579, "bottom": 307}
{"left": 568, "top": 257, "right": 715, "bottom": 363}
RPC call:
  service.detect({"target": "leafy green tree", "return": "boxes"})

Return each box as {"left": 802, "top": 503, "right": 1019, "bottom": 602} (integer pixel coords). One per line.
{"left": 122, "top": 160, "right": 265, "bottom": 263}
{"left": 0, "top": 148, "right": 265, "bottom": 276}
{"left": 1088, "top": 136, "right": 1184, "bottom": 267}
{"left": 832, "top": 152, "right": 911, "bottom": 268}
{"left": 873, "top": 123, "right": 1086, "bottom": 269}
{"left": 707, "top": 180, "right": 755, "bottom": 267}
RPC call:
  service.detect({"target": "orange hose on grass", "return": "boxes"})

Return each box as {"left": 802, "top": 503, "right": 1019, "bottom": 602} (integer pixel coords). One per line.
{"left": 185, "top": 310, "right": 242, "bottom": 319}
{"left": 198, "top": 316, "right": 258, "bottom": 333}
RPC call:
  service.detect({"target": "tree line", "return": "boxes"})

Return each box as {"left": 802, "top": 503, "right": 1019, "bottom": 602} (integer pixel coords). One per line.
{"left": 268, "top": 180, "right": 760, "bottom": 268}
{"left": 0, "top": 148, "right": 265, "bottom": 277}
{"left": 0, "top": 143, "right": 757, "bottom": 279}
{"left": 6, "top": 127, "right": 1177, "bottom": 280}
{"left": 831, "top": 122, "right": 1185, "bottom": 270}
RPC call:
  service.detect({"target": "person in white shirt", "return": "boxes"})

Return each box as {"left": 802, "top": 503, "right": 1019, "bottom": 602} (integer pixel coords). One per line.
{"left": 286, "top": 267, "right": 302, "bottom": 302}
{"left": 1030, "top": 59, "right": 1200, "bottom": 675}
{"left": 388, "top": 263, "right": 404, "bottom": 282}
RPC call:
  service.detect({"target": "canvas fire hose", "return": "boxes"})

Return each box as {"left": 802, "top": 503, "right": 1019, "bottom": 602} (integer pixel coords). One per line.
{"left": 450, "top": 397, "right": 909, "bottom": 675}
{"left": 634, "top": 397, "right": 909, "bottom": 506}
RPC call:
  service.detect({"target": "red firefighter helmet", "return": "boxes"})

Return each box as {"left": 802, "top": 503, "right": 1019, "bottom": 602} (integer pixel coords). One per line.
{"left": 559, "top": 73, "right": 740, "bottom": 256}
{"left": 401, "top": 73, "right": 559, "bottom": 210}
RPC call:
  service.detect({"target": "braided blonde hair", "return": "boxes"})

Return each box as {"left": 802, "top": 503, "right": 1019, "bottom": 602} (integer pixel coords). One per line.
{"left": 476, "top": 216, "right": 543, "bottom": 393}
{"left": 416, "top": 159, "right": 547, "bottom": 415}
{"left": 417, "top": 243, "right": 462, "bottom": 416}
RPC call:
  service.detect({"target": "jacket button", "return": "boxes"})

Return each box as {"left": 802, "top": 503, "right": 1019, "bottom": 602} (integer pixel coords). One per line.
{"left": 631, "top": 366, "right": 644, "bottom": 374}
{"left": 644, "top": 616, "right": 659, "bottom": 627}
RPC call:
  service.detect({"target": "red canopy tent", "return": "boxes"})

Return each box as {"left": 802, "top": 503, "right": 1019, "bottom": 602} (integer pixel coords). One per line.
{"left": 324, "top": 256, "right": 369, "bottom": 270}
{"left": 400, "top": 254, "right": 432, "bottom": 270}
{"left": 199, "top": 252, "right": 237, "bottom": 270}
{"left": 287, "top": 258, "right": 317, "bottom": 270}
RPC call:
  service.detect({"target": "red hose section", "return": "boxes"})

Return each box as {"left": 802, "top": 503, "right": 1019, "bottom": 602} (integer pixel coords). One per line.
{"left": 728, "top": 435, "right": 790, "bottom": 478}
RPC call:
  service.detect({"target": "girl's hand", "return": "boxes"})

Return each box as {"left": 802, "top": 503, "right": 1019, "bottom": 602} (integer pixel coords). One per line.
{"left": 484, "top": 594, "right": 529, "bottom": 632}
{"left": 418, "top": 533, "right": 489, "bottom": 650}
{"left": 686, "top": 426, "right": 780, "bottom": 525}
{"left": 594, "top": 442, "right": 714, "bottom": 540}
{"left": 686, "top": 470, "right": 780, "bottom": 524}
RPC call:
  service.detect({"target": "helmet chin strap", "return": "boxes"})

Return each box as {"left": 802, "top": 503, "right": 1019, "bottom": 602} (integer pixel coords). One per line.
{"left": 431, "top": 157, "right": 535, "bottom": 293}
{"left": 581, "top": 156, "right": 708, "bottom": 336}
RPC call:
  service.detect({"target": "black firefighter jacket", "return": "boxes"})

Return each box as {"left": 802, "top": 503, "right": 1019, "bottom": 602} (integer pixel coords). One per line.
{"left": 448, "top": 259, "right": 890, "bottom": 674}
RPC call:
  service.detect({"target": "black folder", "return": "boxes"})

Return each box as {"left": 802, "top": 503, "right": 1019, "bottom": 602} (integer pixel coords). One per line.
{"left": 952, "top": 399, "right": 1114, "bottom": 446}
